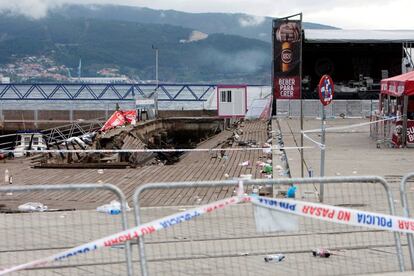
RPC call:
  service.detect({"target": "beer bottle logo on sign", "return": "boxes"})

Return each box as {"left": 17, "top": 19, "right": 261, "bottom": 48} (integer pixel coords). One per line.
{"left": 276, "top": 22, "right": 300, "bottom": 72}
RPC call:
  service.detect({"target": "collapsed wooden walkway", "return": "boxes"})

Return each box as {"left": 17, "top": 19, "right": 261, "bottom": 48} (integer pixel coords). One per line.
{"left": 0, "top": 120, "right": 270, "bottom": 209}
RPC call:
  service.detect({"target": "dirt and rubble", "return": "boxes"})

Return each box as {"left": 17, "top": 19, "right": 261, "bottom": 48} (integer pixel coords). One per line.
{"left": 0, "top": 119, "right": 273, "bottom": 211}
{"left": 32, "top": 118, "right": 225, "bottom": 169}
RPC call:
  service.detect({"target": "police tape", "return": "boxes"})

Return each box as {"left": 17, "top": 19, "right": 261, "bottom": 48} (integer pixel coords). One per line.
{"left": 301, "top": 116, "right": 400, "bottom": 148}
{"left": 302, "top": 133, "right": 325, "bottom": 149}
{"left": 4, "top": 146, "right": 313, "bottom": 154}
{"left": 250, "top": 195, "right": 414, "bottom": 234}
{"left": 4, "top": 193, "right": 414, "bottom": 275}
{"left": 0, "top": 195, "right": 250, "bottom": 275}
{"left": 302, "top": 116, "right": 400, "bottom": 134}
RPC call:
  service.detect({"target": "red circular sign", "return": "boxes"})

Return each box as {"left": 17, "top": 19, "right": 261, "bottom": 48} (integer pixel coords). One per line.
{"left": 318, "top": 75, "right": 334, "bottom": 106}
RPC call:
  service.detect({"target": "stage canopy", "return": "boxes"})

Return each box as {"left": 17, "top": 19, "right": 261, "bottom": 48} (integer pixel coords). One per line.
{"left": 380, "top": 71, "right": 414, "bottom": 97}
{"left": 304, "top": 29, "right": 414, "bottom": 43}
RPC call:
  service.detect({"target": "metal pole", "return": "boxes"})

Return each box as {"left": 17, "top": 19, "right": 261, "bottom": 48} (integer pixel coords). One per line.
{"left": 400, "top": 172, "right": 414, "bottom": 270}
{"left": 152, "top": 45, "right": 159, "bottom": 117}
{"left": 402, "top": 95, "right": 408, "bottom": 147}
{"left": 319, "top": 105, "right": 326, "bottom": 202}
{"left": 155, "top": 48, "right": 159, "bottom": 88}
{"left": 299, "top": 13, "right": 304, "bottom": 177}
{"left": 271, "top": 20, "right": 276, "bottom": 117}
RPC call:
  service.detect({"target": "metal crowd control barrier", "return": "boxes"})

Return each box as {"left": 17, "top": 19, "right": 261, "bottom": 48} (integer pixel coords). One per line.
{"left": 277, "top": 99, "right": 378, "bottom": 118}
{"left": 0, "top": 183, "right": 133, "bottom": 276}
{"left": 400, "top": 172, "right": 414, "bottom": 270}
{"left": 133, "top": 176, "right": 404, "bottom": 276}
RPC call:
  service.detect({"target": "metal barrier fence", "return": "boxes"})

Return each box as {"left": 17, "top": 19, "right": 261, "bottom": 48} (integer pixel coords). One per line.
{"left": 277, "top": 99, "right": 378, "bottom": 118}
{"left": 133, "top": 176, "right": 404, "bottom": 276}
{"left": 369, "top": 115, "right": 396, "bottom": 147}
{"left": 0, "top": 184, "right": 133, "bottom": 276}
{"left": 400, "top": 172, "right": 414, "bottom": 270}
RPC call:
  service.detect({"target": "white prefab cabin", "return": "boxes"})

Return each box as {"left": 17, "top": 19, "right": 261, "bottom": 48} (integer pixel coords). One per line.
{"left": 217, "top": 85, "right": 247, "bottom": 118}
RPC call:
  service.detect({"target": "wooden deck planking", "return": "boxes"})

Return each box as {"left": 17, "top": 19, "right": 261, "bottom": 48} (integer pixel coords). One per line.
{"left": 0, "top": 121, "right": 270, "bottom": 208}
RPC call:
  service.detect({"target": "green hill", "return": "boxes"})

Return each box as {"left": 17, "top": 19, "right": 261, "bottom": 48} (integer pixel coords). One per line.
{"left": 52, "top": 5, "right": 338, "bottom": 42}
{"left": 0, "top": 15, "right": 271, "bottom": 83}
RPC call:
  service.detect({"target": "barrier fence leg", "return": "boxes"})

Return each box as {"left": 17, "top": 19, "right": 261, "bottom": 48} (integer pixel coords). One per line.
{"left": 401, "top": 173, "right": 414, "bottom": 270}
{"left": 133, "top": 189, "right": 149, "bottom": 276}
{"left": 121, "top": 201, "right": 134, "bottom": 276}
{"left": 382, "top": 178, "right": 405, "bottom": 271}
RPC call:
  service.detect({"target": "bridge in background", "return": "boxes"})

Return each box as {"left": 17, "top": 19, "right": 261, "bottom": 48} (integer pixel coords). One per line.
{"left": 0, "top": 83, "right": 218, "bottom": 102}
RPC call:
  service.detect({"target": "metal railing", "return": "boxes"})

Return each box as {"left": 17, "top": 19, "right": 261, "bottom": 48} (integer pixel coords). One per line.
{"left": 0, "top": 83, "right": 216, "bottom": 102}
{"left": 42, "top": 119, "right": 104, "bottom": 145}
{"left": 277, "top": 99, "right": 378, "bottom": 118}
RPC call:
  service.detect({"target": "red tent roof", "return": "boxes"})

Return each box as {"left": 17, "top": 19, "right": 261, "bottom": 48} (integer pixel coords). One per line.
{"left": 380, "top": 70, "right": 414, "bottom": 97}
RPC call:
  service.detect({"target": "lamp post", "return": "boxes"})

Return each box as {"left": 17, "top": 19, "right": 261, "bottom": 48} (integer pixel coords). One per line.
{"left": 152, "top": 45, "right": 159, "bottom": 87}
{"left": 152, "top": 45, "right": 159, "bottom": 116}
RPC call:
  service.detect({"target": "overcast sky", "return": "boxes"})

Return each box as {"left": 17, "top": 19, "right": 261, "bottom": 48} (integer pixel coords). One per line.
{"left": 1, "top": 0, "right": 414, "bottom": 29}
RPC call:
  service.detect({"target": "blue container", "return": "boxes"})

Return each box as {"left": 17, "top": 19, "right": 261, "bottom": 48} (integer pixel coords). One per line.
{"left": 286, "top": 186, "right": 297, "bottom": 198}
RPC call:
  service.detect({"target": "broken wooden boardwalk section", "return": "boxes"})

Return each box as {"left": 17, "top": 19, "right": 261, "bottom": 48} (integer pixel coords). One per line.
{"left": 0, "top": 120, "right": 270, "bottom": 209}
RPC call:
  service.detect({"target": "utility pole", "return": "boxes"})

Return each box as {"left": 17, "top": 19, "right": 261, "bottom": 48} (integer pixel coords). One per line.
{"left": 152, "top": 45, "right": 159, "bottom": 87}
{"left": 152, "top": 45, "right": 159, "bottom": 116}
{"left": 78, "top": 57, "right": 82, "bottom": 81}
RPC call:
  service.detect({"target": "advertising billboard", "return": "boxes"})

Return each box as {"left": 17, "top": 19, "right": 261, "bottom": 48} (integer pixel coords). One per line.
{"left": 273, "top": 18, "right": 302, "bottom": 99}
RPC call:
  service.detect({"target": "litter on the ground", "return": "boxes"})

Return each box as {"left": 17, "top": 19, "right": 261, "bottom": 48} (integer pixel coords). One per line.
{"left": 18, "top": 202, "right": 48, "bottom": 212}
{"left": 239, "top": 161, "right": 250, "bottom": 166}
{"left": 239, "top": 174, "right": 252, "bottom": 180}
{"left": 96, "top": 200, "right": 130, "bottom": 214}
{"left": 287, "top": 186, "right": 297, "bottom": 198}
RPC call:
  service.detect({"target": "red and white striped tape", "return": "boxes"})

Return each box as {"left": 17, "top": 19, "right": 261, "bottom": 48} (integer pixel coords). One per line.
{"left": 0, "top": 195, "right": 250, "bottom": 275}
{"left": 3, "top": 193, "right": 414, "bottom": 275}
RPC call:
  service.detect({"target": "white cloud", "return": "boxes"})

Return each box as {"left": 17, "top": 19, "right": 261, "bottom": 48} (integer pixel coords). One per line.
{"left": 0, "top": 0, "right": 60, "bottom": 19}
{"left": 238, "top": 15, "right": 265, "bottom": 27}
{"left": 0, "top": 0, "right": 413, "bottom": 29}
{"left": 305, "top": 0, "right": 414, "bottom": 29}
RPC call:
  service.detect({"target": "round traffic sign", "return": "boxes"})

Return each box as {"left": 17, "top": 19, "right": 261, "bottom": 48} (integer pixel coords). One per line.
{"left": 318, "top": 75, "right": 334, "bottom": 106}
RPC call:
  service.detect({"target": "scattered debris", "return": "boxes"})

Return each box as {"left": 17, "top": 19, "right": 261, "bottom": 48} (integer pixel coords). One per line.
{"left": 96, "top": 200, "right": 130, "bottom": 215}
{"left": 312, "top": 248, "right": 331, "bottom": 258}
{"left": 262, "top": 148, "right": 272, "bottom": 154}
{"left": 256, "top": 161, "right": 266, "bottom": 167}
{"left": 239, "top": 161, "right": 250, "bottom": 167}
{"left": 239, "top": 174, "right": 252, "bottom": 180}
{"left": 287, "top": 186, "right": 297, "bottom": 198}
{"left": 18, "top": 202, "right": 48, "bottom": 212}
{"left": 262, "top": 164, "right": 272, "bottom": 174}
{"left": 264, "top": 254, "right": 285, "bottom": 262}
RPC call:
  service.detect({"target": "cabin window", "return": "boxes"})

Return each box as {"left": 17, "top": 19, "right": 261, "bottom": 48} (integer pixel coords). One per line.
{"left": 24, "top": 137, "right": 30, "bottom": 144}
{"left": 220, "top": 90, "right": 232, "bottom": 103}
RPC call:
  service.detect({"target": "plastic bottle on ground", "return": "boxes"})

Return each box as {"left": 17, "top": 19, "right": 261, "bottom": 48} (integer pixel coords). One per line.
{"left": 264, "top": 254, "right": 285, "bottom": 262}
{"left": 4, "top": 169, "right": 9, "bottom": 184}
{"left": 108, "top": 209, "right": 121, "bottom": 215}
